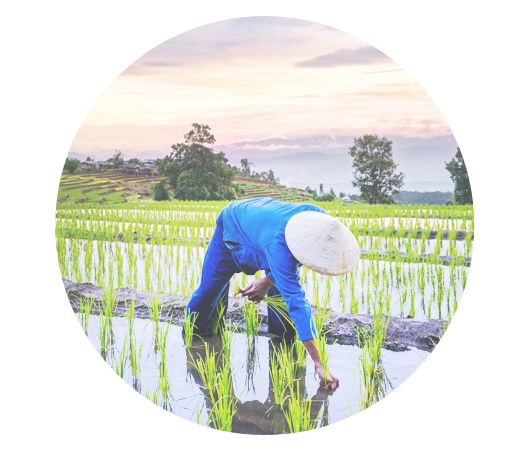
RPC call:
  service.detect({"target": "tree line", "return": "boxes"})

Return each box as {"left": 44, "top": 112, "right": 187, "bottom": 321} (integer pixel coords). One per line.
{"left": 65, "top": 123, "right": 473, "bottom": 204}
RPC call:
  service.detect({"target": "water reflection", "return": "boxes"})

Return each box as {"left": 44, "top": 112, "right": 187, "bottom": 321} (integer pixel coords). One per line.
{"left": 186, "top": 335, "right": 331, "bottom": 434}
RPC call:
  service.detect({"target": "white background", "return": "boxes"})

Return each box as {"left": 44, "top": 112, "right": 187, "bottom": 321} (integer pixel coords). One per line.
{"left": 1, "top": 1, "right": 529, "bottom": 448}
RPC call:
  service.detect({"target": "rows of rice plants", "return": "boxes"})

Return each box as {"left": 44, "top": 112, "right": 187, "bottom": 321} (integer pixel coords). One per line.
{"left": 58, "top": 200, "right": 472, "bottom": 431}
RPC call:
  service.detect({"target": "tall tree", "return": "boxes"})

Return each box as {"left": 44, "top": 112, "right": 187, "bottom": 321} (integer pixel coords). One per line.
{"left": 184, "top": 123, "right": 216, "bottom": 146}
{"left": 108, "top": 150, "right": 124, "bottom": 168}
{"left": 445, "top": 147, "right": 473, "bottom": 204}
{"left": 348, "top": 134, "right": 404, "bottom": 204}
{"left": 159, "top": 124, "right": 235, "bottom": 201}
{"left": 63, "top": 158, "right": 80, "bottom": 174}
{"left": 240, "top": 158, "right": 252, "bottom": 176}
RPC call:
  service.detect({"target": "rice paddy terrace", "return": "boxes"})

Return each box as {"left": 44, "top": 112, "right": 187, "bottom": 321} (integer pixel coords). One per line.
{"left": 57, "top": 171, "right": 311, "bottom": 206}
{"left": 57, "top": 170, "right": 163, "bottom": 205}
{"left": 56, "top": 199, "right": 474, "bottom": 433}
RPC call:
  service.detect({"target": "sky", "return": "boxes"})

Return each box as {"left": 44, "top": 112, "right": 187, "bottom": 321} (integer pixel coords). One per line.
{"left": 70, "top": 16, "right": 458, "bottom": 192}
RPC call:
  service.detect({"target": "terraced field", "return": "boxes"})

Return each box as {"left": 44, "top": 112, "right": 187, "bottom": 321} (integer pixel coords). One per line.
{"left": 57, "top": 170, "right": 163, "bottom": 205}
{"left": 57, "top": 171, "right": 312, "bottom": 205}
{"left": 234, "top": 177, "right": 313, "bottom": 202}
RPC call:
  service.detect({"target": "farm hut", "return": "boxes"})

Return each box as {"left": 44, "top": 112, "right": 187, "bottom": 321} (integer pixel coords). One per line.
{"left": 123, "top": 162, "right": 141, "bottom": 175}
{"left": 139, "top": 164, "right": 158, "bottom": 176}
{"left": 80, "top": 160, "right": 97, "bottom": 170}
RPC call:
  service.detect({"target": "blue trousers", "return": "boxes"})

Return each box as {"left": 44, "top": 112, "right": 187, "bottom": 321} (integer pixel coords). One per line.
{"left": 186, "top": 217, "right": 296, "bottom": 339}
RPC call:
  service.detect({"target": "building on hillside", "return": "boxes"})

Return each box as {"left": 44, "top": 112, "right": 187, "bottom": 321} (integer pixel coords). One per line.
{"left": 139, "top": 164, "right": 158, "bottom": 176}
{"left": 122, "top": 162, "right": 141, "bottom": 174}
{"left": 80, "top": 160, "right": 99, "bottom": 170}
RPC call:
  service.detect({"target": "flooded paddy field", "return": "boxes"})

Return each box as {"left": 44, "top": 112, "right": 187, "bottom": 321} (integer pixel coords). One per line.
{"left": 57, "top": 200, "right": 473, "bottom": 433}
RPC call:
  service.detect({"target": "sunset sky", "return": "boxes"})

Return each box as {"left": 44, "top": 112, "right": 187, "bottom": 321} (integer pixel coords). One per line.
{"left": 70, "top": 16, "right": 458, "bottom": 192}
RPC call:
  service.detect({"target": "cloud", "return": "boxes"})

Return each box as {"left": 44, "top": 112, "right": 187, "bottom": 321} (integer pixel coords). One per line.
{"left": 295, "top": 46, "right": 389, "bottom": 68}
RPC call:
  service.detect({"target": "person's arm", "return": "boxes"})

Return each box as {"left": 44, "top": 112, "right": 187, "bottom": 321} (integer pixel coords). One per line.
{"left": 263, "top": 241, "right": 339, "bottom": 389}
{"left": 302, "top": 339, "right": 339, "bottom": 390}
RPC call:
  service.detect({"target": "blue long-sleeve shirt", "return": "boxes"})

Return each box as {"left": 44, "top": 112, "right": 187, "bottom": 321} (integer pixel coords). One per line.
{"left": 219, "top": 197, "right": 327, "bottom": 341}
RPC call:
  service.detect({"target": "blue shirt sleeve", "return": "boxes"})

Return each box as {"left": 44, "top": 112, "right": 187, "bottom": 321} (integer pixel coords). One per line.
{"left": 263, "top": 240, "right": 317, "bottom": 341}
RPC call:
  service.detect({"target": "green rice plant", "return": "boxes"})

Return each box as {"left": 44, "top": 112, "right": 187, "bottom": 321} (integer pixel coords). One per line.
{"left": 98, "top": 311, "right": 112, "bottom": 359}
{"left": 158, "top": 322, "right": 171, "bottom": 408}
{"left": 211, "top": 299, "right": 227, "bottom": 335}
{"left": 77, "top": 295, "right": 94, "bottom": 334}
{"left": 275, "top": 341, "right": 297, "bottom": 388}
{"left": 357, "top": 298, "right": 389, "bottom": 410}
{"left": 220, "top": 320, "right": 234, "bottom": 363}
{"left": 242, "top": 300, "right": 260, "bottom": 342}
{"left": 315, "top": 335, "right": 331, "bottom": 383}
{"left": 114, "top": 334, "right": 128, "bottom": 378}
{"left": 101, "top": 285, "right": 118, "bottom": 318}
{"left": 408, "top": 287, "right": 416, "bottom": 318}
{"left": 313, "top": 307, "right": 331, "bottom": 337}
{"left": 129, "top": 334, "right": 143, "bottom": 381}
{"left": 294, "top": 339, "right": 307, "bottom": 368}
{"left": 192, "top": 342, "right": 218, "bottom": 397}
{"left": 208, "top": 361, "right": 237, "bottom": 432}
{"left": 148, "top": 294, "right": 162, "bottom": 351}
{"left": 262, "top": 296, "right": 294, "bottom": 331}
{"left": 191, "top": 342, "right": 236, "bottom": 431}
{"left": 183, "top": 310, "right": 198, "bottom": 349}
{"left": 269, "top": 349, "right": 288, "bottom": 407}
{"left": 282, "top": 381, "right": 321, "bottom": 433}
{"left": 145, "top": 389, "right": 158, "bottom": 406}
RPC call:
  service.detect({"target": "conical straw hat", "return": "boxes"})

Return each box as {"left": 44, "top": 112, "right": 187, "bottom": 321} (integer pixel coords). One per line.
{"left": 285, "top": 211, "right": 361, "bottom": 275}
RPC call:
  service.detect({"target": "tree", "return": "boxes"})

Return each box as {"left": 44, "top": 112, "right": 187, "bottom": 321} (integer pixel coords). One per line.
{"left": 63, "top": 158, "right": 80, "bottom": 174}
{"left": 319, "top": 183, "right": 324, "bottom": 195}
{"left": 348, "top": 134, "right": 404, "bottom": 204}
{"left": 240, "top": 158, "right": 252, "bottom": 176}
{"left": 159, "top": 124, "right": 235, "bottom": 201}
{"left": 184, "top": 123, "right": 216, "bottom": 146}
{"left": 153, "top": 180, "right": 171, "bottom": 201}
{"left": 445, "top": 147, "right": 473, "bottom": 204}
{"left": 127, "top": 158, "right": 141, "bottom": 165}
{"left": 108, "top": 150, "right": 124, "bottom": 168}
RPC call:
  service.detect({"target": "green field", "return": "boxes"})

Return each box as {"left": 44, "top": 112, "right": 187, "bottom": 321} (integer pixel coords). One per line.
{"left": 57, "top": 170, "right": 313, "bottom": 205}
{"left": 57, "top": 170, "right": 164, "bottom": 205}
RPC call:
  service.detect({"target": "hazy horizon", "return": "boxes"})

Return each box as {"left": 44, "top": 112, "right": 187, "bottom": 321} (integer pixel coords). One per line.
{"left": 69, "top": 16, "right": 459, "bottom": 193}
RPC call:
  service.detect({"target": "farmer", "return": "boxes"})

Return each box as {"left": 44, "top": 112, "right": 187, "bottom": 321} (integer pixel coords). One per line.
{"left": 186, "top": 197, "right": 360, "bottom": 389}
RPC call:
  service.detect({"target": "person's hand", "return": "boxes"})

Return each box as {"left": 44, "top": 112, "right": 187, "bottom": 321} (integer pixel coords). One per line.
{"left": 237, "top": 276, "right": 273, "bottom": 302}
{"left": 315, "top": 363, "right": 339, "bottom": 390}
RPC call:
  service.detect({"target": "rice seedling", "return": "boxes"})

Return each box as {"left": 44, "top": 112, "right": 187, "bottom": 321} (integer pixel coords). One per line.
{"left": 77, "top": 295, "right": 94, "bottom": 334}
{"left": 114, "top": 334, "right": 128, "bottom": 378}
{"left": 148, "top": 294, "right": 162, "bottom": 351}
{"left": 242, "top": 299, "right": 260, "bottom": 343}
{"left": 158, "top": 322, "right": 171, "bottom": 408}
{"left": 262, "top": 295, "right": 294, "bottom": 331}
{"left": 357, "top": 298, "right": 389, "bottom": 410}
{"left": 315, "top": 335, "right": 331, "bottom": 383}
{"left": 220, "top": 320, "right": 234, "bottom": 363}
{"left": 294, "top": 339, "right": 307, "bottom": 367}
{"left": 191, "top": 342, "right": 236, "bottom": 431}
{"left": 208, "top": 361, "right": 237, "bottom": 432}
{"left": 183, "top": 310, "right": 198, "bottom": 349}
{"left": 282, "top": 381, "right": 321, "bottom": 433}
{"left": 269, "top": 349, "right": 288, "bottom": 407}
